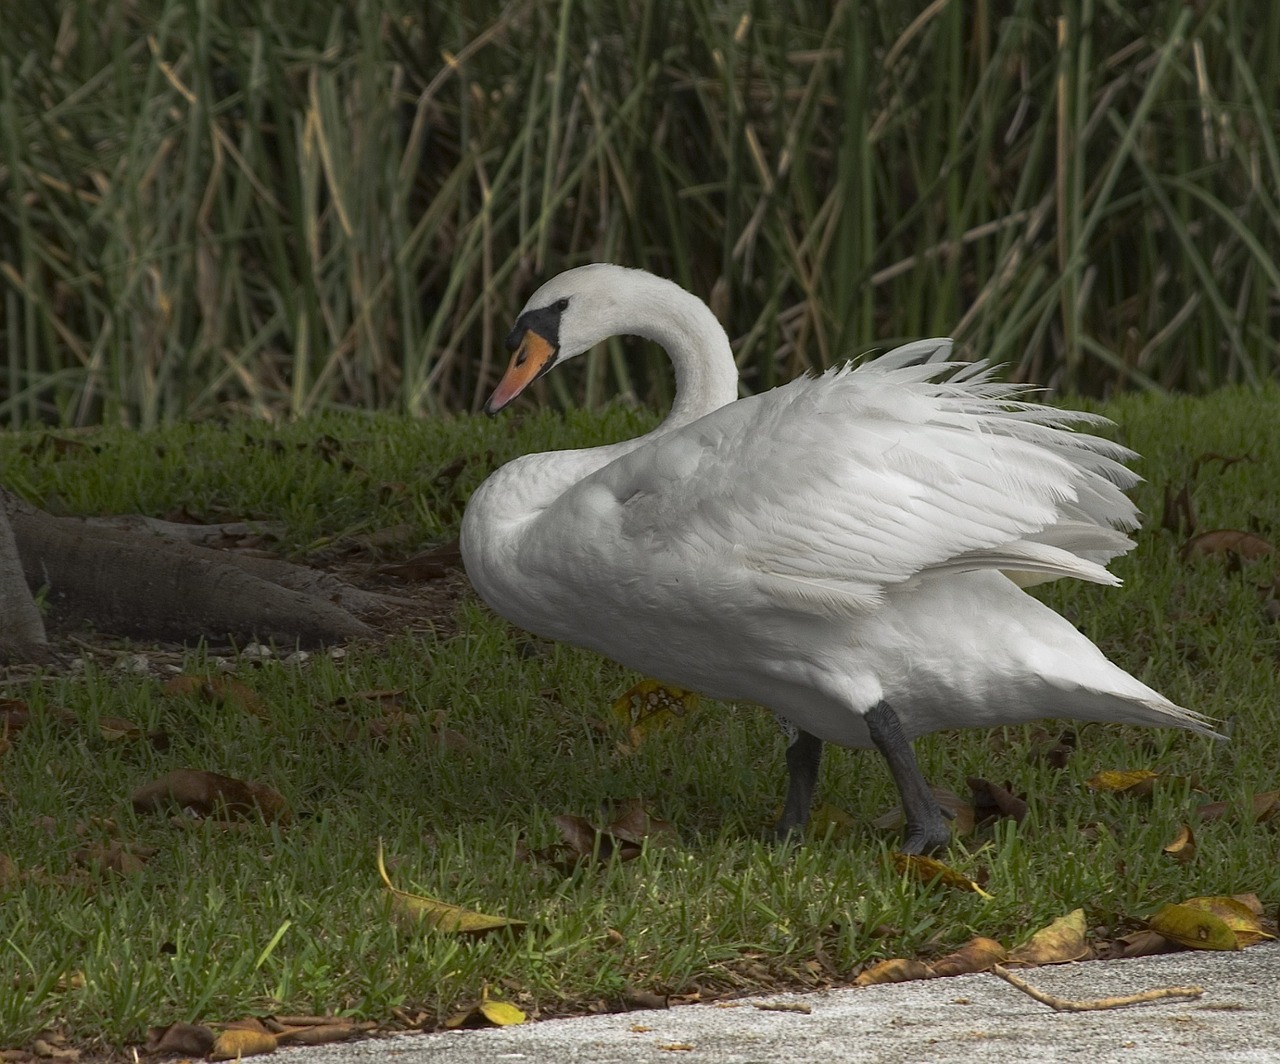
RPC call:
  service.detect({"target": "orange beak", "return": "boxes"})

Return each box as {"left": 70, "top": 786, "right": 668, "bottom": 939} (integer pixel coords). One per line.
{"left": 485, "top": 330, "right": 558, "bottom": 414}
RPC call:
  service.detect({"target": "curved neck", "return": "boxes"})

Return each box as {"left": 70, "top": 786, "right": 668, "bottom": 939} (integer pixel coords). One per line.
{"left": 617, "top": 271, "right": 739, "bottom": 431}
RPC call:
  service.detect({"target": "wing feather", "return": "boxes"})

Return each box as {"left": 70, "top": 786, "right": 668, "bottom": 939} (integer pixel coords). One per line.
{"left": 587, "top": 341, "right": 1141, "bottom": 619}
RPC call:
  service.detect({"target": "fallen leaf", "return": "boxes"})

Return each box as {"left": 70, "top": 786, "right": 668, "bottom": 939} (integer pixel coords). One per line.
{"left": 967, "top": 778, "right": 1028, "bottom": 824}
{"left": 163, "top": 674, "right": 267, "bottom": 717}
{"left": 1179, "top": 896, "right": 1275, "bottom": 947}
{"left": 98, "top": 716, "right": 142, "bottom": 742}
{"left": 1006, "top": 909, "right": 1090, "bottom": 966}
{"left": 130, "top": 769, "right": 290, "bottom": 823}
{"left": 872, "top": 785, "right": 975, "bottom": 837}
{"left": 443, "top": 991, "right": 527, "bottom": 1029}
{"left": 30, "top": 1039, "right": 78, "bottom": 1061}
{"left": 805, "top": 802, "right": 860, "bottom": 839}
{"left": 607, "top": 800, "right": 678, "bottom": 848}
{"left": 377, "top": 840, "right": 524, "bottom": 933}
{"left": 1085, "top": 769, "right": 1159, "bottom": 796}
{"left": 1111, "top": 929, "right": 1182, "bottom": 958}
{"left": 854, "top": 958, "right": 934, "bottom": 986}
{"left": 1180, "top": 529, "right": 1275, "bottom": 562}
{"left": 378, "top": 538, "right": 463, "bottom": 580}
{"left": 73, "top": 842, "right": 152, "bottom": 877}
{"left": 891, "top": 853, "right": 992, "bottom": 899}
{"left": 1163, "top": 824, "right": 1196, "bottom": 864}
{"left": 275, "top": 1024, "right": 361, "bottom": 1046}
{"left": 209, "top": 1028, "right": 277, "bottom": 1060}
{"left": 1162, "top": 480, "right": 1198, "bottom": 537}
{"left": 658, "top": 1044, "right": 695, "bottom": 1052}
{"left": 145, "top": 1022, "right": 216, "bottom": 1056}
{"left": 1147, "top": 903, "right": 1240, "bottom": 951}
{"left": 612, "top": 680, "right": 698, "bottom": 750}
{"left": 929, "top": 936, "right": 1007, "bottom": 978}
{"left": 0, "top": 853, "right": 18, "bottom": 889}
{"left": 1193, "top": 790, "right": 1280, "bottom": 823}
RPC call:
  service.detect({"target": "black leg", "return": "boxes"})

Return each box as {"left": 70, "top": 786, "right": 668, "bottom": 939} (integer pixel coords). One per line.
{"left": 865, "top": 700, "right": 949, "bottom": 854}
{"left": 774, "top": 728, "right": 823, "bottom": 841}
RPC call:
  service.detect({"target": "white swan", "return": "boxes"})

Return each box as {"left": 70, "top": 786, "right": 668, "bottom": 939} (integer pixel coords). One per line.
{"left": 461, "top": 264, "right": 1218, "bottom": 853}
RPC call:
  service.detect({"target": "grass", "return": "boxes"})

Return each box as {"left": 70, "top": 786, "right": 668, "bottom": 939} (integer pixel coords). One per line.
{"left": 2, "top": 0, "right": 1279, "bottom": 426}
{"left": 0, "top": 385, "right": 1278, "bottom": 1052}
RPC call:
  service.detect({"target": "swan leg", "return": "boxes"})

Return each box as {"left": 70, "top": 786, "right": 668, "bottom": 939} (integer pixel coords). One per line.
{"left": 774, "top": 728, "right": 823, "bottom": 841}
{"left": 865, "top": 700, "right": 949, "bottom": 855}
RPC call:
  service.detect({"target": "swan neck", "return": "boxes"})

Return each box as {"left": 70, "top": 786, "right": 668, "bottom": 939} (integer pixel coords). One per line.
{"left": 624, "top": 277, "right": 738, "bottom": 430}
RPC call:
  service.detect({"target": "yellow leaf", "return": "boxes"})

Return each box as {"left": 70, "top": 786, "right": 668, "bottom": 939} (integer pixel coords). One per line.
{"left": 1006, "top": 909, "right": 1090, "bottom": 966}
{"left": 1147, "top": 903, "right": 1240, "bottom": 951}
{"left": 1162, "top": 824, "right": 1196, "bottom": 864}
{"left": 1085, "top": 769, "right": 1159, "bottom": 795}
{"left": 853, "top": 958, "right": 933, "bottom": 986}
{"left": 891, "top": 853, "right": 993, "bottom": 899}
{"left": 1179, "top": 896, "right": 1276, "bottom": 947}
{"left": 377, "top": 841, "right": 525, "bottom": 934}
{"left": 611, "top": 680, "right": 698, "bottom": 747}
{"left": 444, "top": 995, "right": 528, "bottom": 1029}
{"left": 209, "top": 1028, "right": 277, "bottom": 1060}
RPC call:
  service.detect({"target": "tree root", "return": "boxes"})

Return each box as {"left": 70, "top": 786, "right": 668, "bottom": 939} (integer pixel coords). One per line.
{"left": 1, "top": 487, "right": 411, "bottom": 659}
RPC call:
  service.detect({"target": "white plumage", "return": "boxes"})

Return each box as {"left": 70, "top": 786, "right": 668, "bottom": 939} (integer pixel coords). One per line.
{"left": 461, "top": 264, "right": 1218, "bottom": 852}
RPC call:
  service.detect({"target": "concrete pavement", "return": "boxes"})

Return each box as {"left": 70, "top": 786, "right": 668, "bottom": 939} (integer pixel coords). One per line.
{"left": 279, "top": 942, "right": 1280, "bottom": 1063}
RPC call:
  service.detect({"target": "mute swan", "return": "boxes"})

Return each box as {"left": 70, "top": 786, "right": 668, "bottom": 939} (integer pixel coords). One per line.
{"left": 461, "top": 264, "right": 1218, "bottom": 854}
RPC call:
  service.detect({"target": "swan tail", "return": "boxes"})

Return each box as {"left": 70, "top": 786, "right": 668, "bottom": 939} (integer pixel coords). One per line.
{"left": 1045, "top": 683, "right": 1223, "bottom": 740}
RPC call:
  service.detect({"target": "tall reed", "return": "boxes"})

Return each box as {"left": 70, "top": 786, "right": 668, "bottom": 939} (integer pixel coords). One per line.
{"left": 1, "top": 0, "right": 1276, "bottom": 426}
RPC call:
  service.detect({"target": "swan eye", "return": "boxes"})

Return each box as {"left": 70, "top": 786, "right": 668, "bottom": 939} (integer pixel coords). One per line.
{"left": 555, "top": 297, "right": 570, "bottom": 311}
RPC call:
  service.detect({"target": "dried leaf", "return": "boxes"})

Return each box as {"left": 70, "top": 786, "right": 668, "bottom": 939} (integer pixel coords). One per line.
{"left": 966, "top": 778, "right": 1028, "bottom": 824}
{"left": 891, "top": 853, "right": 992, "bottom": 899}
{"left": 30, "top": 1039, "right": 78, "bottom": 1060}
{"left": 1194, "top": 790, "right": 1280, "bottom": 823}
{"left": 1147, "top": 903, "right": 1240, "bottom": 951}
{"left": 98, "top": 716, "right": 142, "bottom": 742}
{"left": 0, "top": 698, "right": 31, "bottom": 734}
{"left": 1113, "top": 929, "right": 1182, "bottom": 958}
{"left": 163, "top": 674, "right": 267, "bottom": 717}
{"left": 1180, "top": 529, "right": 1275, "bottom": 562}
{"left": 805, "top": 802, "right": 860, "bottom": 839}
{"left": 378, "top": 538, "right": 463, "bottom": 581}
{"left": 145, "top": 1022, "right": 216, "bottom": 1056}
{"left": 928, "top": 936, "right": 1007, "bottom": 978}
{"left": 853, "top": 958, "right": 933, "bottom": 986}
{"left": 0, "top": 853, "right": 18, "bottom": 889}
{"left": 131, "top": 769, "right": 290, "bottom": 823}
{"left": 1085, "top": 769, "right": 1159, "bottom": 796}
{"left": 872, "top": 785, "right": 975, "bottom": 837}
{"left": 1006, "top": 909, "right": 1090, "bottom": 966}
{"left": 612, "top": 680, "right": 698, "bottom": 749}
{"left": 209, "top": 1028, "right": 277, "bottom": 1060}
{"left": 1179, "top": 896, "right": 1275, "bottom": 947}
{"left": 73, "top": 842, "right": 150, "bottom": 877}
{"left": 273, "top": 1024, "right": 360, "bottom": 1046}
{"left": 1163, "top": 824, "right": 1196, "bottom": 864}
{"left": 1161, "top": 480, "right": 1197, "bottom": 537}
{"left": 607, "top": 801, "right": 678, "bottom": 848}
{"left": 377, "top": 841, "right": 524, "bottom": 934}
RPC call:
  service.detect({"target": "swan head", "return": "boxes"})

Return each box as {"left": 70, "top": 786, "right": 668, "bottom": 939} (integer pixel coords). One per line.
{"left": 485, "top": 264, "right": 638, "bottom": 414}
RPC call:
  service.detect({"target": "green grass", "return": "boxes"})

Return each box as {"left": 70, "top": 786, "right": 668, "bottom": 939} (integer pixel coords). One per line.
{"left": 2, "top": 0, "right": 1279, "bottom": 426}
{"left": 1, "top": 386, "right": 1278, "bottom": 1051}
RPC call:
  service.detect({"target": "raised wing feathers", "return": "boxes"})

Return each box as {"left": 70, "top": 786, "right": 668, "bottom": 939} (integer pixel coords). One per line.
{"left": 591, "top": 344, "right": 1141, "bottom": 619}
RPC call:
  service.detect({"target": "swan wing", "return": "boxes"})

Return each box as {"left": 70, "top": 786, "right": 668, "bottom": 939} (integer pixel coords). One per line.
{"left": 580, "top": 342, "right": 1141, "bottom": 619}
